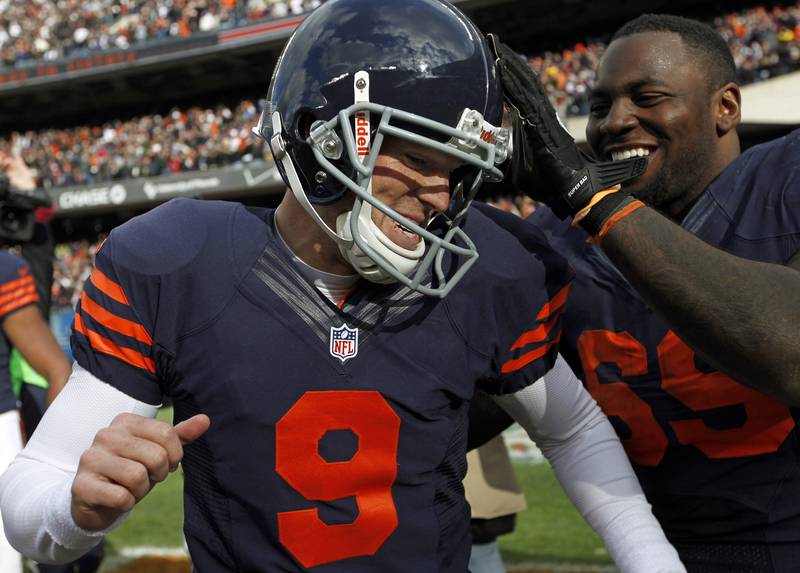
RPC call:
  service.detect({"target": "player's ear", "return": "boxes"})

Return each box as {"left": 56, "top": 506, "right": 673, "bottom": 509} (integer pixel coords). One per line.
{"left": 715, "top": 82, "right": 741, "bottom": 136}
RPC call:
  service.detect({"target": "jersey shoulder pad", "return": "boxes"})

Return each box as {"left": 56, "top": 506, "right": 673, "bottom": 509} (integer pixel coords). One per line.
{"left": 453, "top": 203, "right": 573, "bottom": 392}
{"left": 103, "top": 197, "right": 265, "bottom": 278}
{"left": 0, "top": 251, "right": 31, "bottom": 284}
{"left": 703, "top": 132, "right": 800, "bottom": 254}
{"left": 526, "top": 205, "right": 591, "bottom": 264}
{"left": 713, "top": 130, "right": 800, "bottom": 211}
{"left": 463, "top": 202, "right": 572, "bottom": 289}
{"left": 94, "top": 198, "right": 269, "bottom": 337}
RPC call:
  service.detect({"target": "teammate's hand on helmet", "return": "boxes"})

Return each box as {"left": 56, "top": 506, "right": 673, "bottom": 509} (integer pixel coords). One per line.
{"left": 487, "top": 34, "right": 646, "bottom": 234}
{"left": 70, "top": 412, "right": 210, "bottom": 531}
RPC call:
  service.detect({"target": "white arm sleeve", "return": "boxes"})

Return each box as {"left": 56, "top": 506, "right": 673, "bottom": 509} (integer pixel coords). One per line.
{"left": 492, "top": 354, "right": 685, "bottom": 573}
{"left": 0, "top": 362, "right": 159, "bottom": 564}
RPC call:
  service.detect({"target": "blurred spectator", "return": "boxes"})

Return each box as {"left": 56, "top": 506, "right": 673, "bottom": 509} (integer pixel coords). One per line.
{"left": 51, "top": 238, "right": 102, "bottom": 309}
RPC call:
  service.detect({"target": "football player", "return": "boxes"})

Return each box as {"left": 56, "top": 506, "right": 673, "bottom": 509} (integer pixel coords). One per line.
{"left": 492, "top": 13, "right": 800, "bottom": 572}
{"left": 0, "top": 152, "right": 72, "bottom": 573}
{"left": 0, "top": 2, "right": 684, "bottom": 572}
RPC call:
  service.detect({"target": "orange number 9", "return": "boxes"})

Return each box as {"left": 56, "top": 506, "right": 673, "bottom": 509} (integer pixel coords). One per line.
{"left": 276, "top": 391, "right": 401, "bottom": 568}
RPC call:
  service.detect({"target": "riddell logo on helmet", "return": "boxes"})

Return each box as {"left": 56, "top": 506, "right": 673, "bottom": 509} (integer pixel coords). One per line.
{"left": 355, "top": 113, "right": 369, "bottom": 157}
{"left": 479, "top": 129, "right": 496, "bottom": 144}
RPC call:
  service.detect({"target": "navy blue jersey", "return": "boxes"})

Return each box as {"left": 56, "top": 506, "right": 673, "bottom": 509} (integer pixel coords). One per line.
{"left": 71, "top": 197, "right": 570, "bottom": 572}
{"left": 0, "top": 252, "right": 39, "bottom": 413}
{"left": 530, "top": 130, "right": 800, "bottom": 551}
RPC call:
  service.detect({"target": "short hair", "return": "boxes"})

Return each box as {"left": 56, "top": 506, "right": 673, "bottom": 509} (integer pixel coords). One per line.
{"left": 612, "top": 14, "right": 737, "bottom": 90}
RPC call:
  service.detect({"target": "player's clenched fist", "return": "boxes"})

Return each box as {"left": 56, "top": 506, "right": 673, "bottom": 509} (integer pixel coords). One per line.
{"left": 70, "top": 412, "right": 210, "bottom": 531}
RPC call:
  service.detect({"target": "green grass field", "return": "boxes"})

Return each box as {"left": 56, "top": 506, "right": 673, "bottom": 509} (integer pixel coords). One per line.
{"left": 98, "top": 408, "right": 612, "bottom": 571}
{"left": 500, "top": 464, "right": 611, "bottom": 568}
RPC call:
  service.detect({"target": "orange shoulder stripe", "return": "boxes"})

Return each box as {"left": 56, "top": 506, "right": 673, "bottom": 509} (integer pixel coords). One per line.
{"left": 0, "top": 292, "right": 39, "bottom": 315}
{"left": 501, "top": 339, "right": 560, "bottom": 374}
{"left": 74, "top": 314, "right": 156, "bottom": 374}
{"left": 80, "top": 291, "right": 153, "bottom": 345}
{"left": 90, "top": 268, "right": 130, "bottom": 305}
{"left": 0, "top": 274, "right": 34, "bottom": 294}
{"left": 508, "top": 283, "right": 570, "bottom": 351}
{"left": 535, "top": 283, "right": 570, "bottom": 321}
{"left": 0, "top": 282, "right": 36, "bottom": 306}
{"left": 510, "top": 310, "right": 562, "bottom": 351}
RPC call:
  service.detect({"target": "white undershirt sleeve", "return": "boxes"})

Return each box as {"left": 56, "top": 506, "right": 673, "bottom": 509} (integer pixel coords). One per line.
{"left": 0, "top": 363, "right": 159, "bottom": 564}
{"left": 492, "top": 354, "right": 685, "bottom": 573}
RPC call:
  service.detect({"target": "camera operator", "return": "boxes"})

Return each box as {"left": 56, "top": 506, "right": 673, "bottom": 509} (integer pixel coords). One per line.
{"left": 0, "top": 150, "right": 71, "bottom": 573}
{"left": 1, "top": 150, "right": 56, "bottom": 317}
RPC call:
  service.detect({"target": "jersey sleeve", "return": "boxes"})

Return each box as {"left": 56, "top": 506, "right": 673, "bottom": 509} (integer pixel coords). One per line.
{"left": 458, "top": 204, "right": 574, "bottom": 395}
{"left": 484, "top": 246, "right": 572, "bottom": 395}
{"left": 0, "top": 253, "right": 39, "bottom": 321}
{"left": 71, "top": 232, "right": 165, "bottom": 406}
{"left": 71, "top": 198, "right": 263, "bottom": 406}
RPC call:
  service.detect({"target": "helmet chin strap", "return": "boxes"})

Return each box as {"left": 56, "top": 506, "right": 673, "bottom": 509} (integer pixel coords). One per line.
{"left": 265, "top": 110, "right": 353, "bottom": 250}
{"left": 336, "top": 199, "right": 425, "bottom": 284}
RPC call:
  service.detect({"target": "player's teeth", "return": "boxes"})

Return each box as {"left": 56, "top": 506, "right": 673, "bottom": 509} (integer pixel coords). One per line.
{"left": 396, "top": 222, "right": 418, "bottom": 238}
{"left": 611, "top": 148, "right": 651, "bottom": 161}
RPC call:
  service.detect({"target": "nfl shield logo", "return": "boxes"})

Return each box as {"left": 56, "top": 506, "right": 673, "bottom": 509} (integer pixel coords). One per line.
{"left": 330, "top": 324, "right": 359, "bottom": 363}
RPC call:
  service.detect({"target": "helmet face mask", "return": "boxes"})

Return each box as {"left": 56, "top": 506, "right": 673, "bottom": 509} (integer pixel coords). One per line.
{"left": 255, "top": 0, "right": 508, "bottom": 298}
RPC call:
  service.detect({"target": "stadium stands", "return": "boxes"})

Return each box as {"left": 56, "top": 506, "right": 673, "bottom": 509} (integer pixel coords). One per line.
{"left": 0, "top": 100, "right": 269, "bottom": 189}
{"left": 0, "top": 0, "right": 323, "bottom": 68}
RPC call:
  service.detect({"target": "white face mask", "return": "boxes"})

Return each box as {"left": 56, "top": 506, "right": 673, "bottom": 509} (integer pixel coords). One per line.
{"left": 259, "top": 101, "right": 506, "bottom": 298}
{"left": 335, "top": 200, "right": 425, "bottom": 284}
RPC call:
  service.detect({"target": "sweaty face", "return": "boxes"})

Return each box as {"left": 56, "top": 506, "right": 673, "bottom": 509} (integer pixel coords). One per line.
{"left": 368, "top": 137, "right": 460, "bottom": 250}
{"left": 586, "top": 32, "right": 721, "bottom": 219}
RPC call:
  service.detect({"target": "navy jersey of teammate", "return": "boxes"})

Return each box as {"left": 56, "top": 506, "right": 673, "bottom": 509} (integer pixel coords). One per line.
{"left": 0, "top": 252, "right": 39, "bottom": 414}
{"left": 530, "top": 129, "right": 800, "bottom": 549}
{"left": 71, "top": 197, "right": 569, "bottom": 572}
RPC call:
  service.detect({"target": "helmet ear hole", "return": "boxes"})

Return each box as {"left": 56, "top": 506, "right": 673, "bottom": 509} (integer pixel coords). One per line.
{"left": 297, "top": 112, "right": 316, "bottom": 140}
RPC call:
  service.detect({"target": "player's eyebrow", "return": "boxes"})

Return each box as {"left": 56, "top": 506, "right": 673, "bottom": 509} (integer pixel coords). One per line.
{"left": 589, "top": 78, "right": 669, "bottom": 100}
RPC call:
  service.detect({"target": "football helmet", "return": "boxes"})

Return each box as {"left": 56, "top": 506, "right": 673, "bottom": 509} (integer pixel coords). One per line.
{"left": 255, "top": 0, "right": 509, "bottom": 297}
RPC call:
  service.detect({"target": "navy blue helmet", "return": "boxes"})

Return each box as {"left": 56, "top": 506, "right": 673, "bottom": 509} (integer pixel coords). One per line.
{"left": 255, "top": 0, "right": 509, "bottom": 297}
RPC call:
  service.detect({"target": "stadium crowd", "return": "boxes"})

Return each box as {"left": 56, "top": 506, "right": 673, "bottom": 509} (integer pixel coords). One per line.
{"left": 50, "top": 239, "right": 101, "bottom": 310}
{"left": 0, "top": 1, "right": 797, "bottom": 117}
{"left": 0, "top": 0, "right": 323, "bottom": 68}
{"left": 0, "top": 100, "right": 269, "bottom": 189}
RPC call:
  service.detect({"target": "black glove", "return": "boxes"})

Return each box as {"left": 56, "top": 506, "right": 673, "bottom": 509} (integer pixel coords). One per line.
{"left": 487, "top": 34, "right": 646, "bottom": 232}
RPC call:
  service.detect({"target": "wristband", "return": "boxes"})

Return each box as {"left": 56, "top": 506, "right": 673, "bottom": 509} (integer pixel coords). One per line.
{"left": 595, "top": 198, "right": 645, "bottom": 240}
{"left": 571, "top": 186, "right": 621, "bottom": 227}
{"left": 580, "top": 191, "right": 644, "bottom": 237}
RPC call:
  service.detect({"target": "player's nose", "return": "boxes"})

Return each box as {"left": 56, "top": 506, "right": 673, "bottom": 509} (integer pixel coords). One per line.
{"left": 601, "top": 99, "right": 638, "bottom": 136}
{"left": 417, "top": 171, "right": 451, "bottom": 213}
